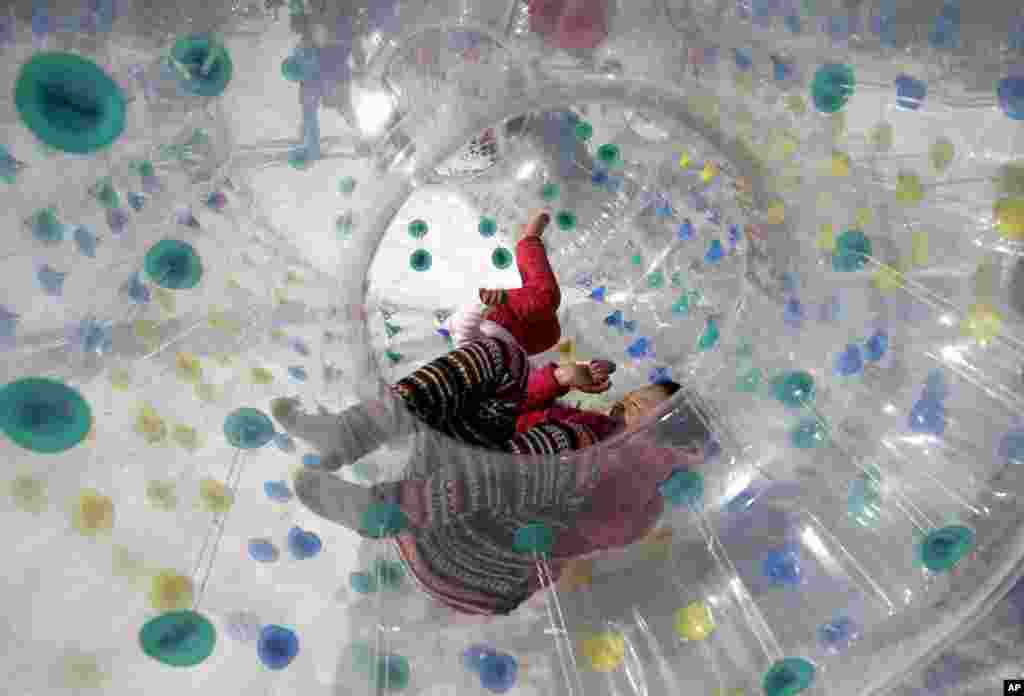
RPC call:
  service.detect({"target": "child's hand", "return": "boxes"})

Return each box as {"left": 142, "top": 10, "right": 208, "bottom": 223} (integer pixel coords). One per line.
{"left": 567, "top": 360, "right": 615, "bottom": 394}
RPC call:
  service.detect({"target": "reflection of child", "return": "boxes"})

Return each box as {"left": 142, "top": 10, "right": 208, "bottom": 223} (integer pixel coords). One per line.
{"left": 271, "top": 212, "right": 709, "bottom": 615}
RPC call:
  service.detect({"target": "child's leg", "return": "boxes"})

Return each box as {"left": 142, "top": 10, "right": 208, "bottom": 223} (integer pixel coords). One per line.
{"left": 500, "top": 235, "right": 562, "bottom": 322}
{"left": 272, "top": 336, "right": 529, "bottom": 469}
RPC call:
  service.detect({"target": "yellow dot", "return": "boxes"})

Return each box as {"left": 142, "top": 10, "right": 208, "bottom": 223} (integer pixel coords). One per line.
{"left": 208, "top": 310, "right": 242, "bottom": 334}
{"left": 109, "top": 368, "right": 132, "bottom": 391}
{"left": 175, "top": 352, "right": 203, "bottom": 383}
{"left": 997, "top": 162, "right": 1024, "bottom": 197}
{"left": 580, "top": 631, "right": 626, "bottom": 673}
{"left": 10, "top": 474, "right": 47, "bottom": 514}
{"left": 817, "top": 191, "right": 834, "bottom": 209}
{"left": 896, "top": 171, "right": 924, "bottom": 205}
{"left": 994, "top": 197, "right": 1024, "bottom": 241}
{"left": 227, "top": 276, "right": 242, "bottom": 290}
{"left": 817, "top": 224, "right": 836, "bottom": 251}
{"left": 929, "top": 138, "right": 955, "bottom": 173}
{"left": 200, "top": 478, "right": 234, "bottom": 513}
{"left": 286, "top": 270, "right": 303, "bottom": 284}
{"left": 150, "top": 570, "right": 194, "bottom": 611}
{"left": 72, "top": 489, "right": 115, "bottom": 536}
{"left": 135, "top": 404, "right": 167, "bottom": 445}
{"left": 712, "top": 689, "right": 746, "bottom": 696}
{"left": 153, "top": 287, "right": 176, "bottom": 314}
{"left": 911, "top": 230, "right": 929, "bottom": 267}
{"left": 59, "top": 651, "right": 107, "bottom": 689}
{"left": 274, "top": 288, "right": 289, "bottom": 304}
{"left": 734, "top": 71, "right": 755, "bottom": 94}
{"left": 767, "top": 200, "right": 786, "bottom": 225}
{"left": 855, "top": 207, "right": 874, "bottom": 228}
{"left": 873, "top": 263, "right": 905, "bottom": 293}
{"left": 961, "top": 303, "right": 1002, "bottom": 345}
{"left": 678, "top": 151, "right": 692, "bottom": 169}
{"left": 252, "top": 367, "right": 275, "bottom": 384}
{"left": 146, "top": 480, "right": 178, "bottom": 511}
{"left": 700, "top": 161, "right": 720, "bottom": 183}
{"left": 785, "top": 95, "right": 806, "bottom": 115}
{"left": 831, "top": 152, "right": 851, "bottom": 177}
{"left": 134, "top": 319, "right": 160, "bottom": 344}
{"left": 196, "top": 382, "right": 219, "bottom": 403}
{"left": 870, "top": 122, "right": 894, "bottom": 152}
{"left": 674, "top": 600, "right": 715, "bottom": 641}
{"left": 829, "top": 112, "right": 846, "bottom": 140}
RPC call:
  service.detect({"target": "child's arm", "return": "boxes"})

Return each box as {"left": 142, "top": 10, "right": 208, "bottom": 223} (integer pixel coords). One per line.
{"left": 520, "top": 361, "right": 572, "bottom": 412}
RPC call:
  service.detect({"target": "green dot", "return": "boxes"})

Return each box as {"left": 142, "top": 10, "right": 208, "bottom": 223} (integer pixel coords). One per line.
{"left": 15, "top": 52, "right": 127, "bottom": 154}
{"left": 541, "top": 182, "right": 560, "bottom": 201}
{"left": 575, "top": 122, "right": 593, "bottom": 141}
{"left": 171, "top": 34, "right": 233, "bottom": 98}
{"left": 513, "top": 522, "right": 555, "bottom": 555}
{"left": 647, "top": 271, "right": 665, "bottom": 289}
{"left": 339, "top": 176, "right": 357, "bottom": 194}
{"left": 555, "top": 211, "right": 576, "bottom": 231}
{"left": 223, "top": 407, "right": 275, "bottom": 449}
{"left": 736, "top": 367, "right": 762, "bottom": 393}
{"left": 791, "top": 418, "right": 828, "bottom": 449}
{"left": 772, "top": 371, "right": 816, "bottom": 408}
{"left": 478, "top": 217, "right": 497, "bottom": 238}
{"left": 335, "top": 212, "right": 355, "bottom": 238}
{"left": 920, "top": 525, "right": 974, "bottom": 572}
{"left": 139, "top": 610, "right": 216, "bottom": 668}
{"left": 492, "top": 247, "right": 513, "bottom": 269}
{"left": 408, "top": 219, "right": 428, "bottom": 239}
{"left": 811, "top": 63, "right": 855, "bottom": 114}
{"left": 373, "top": 654, "right": 411, "bottom": 691}
{"left": 698, "top": 318, "right": 720, "bottom": 351}
{"left": 90, "top": 178, "right": 119, "bottom": 209}
{"left": 144, "top": 240, "right": 204, "bottom": 290}
{"left": 374, "top": 559, "right": 405, "bottom": 590}
{"left": 281, "top": 56, "right": 304, "bottom": 82}
{"left": 0, "top": 378, "right": 92, "bottom": 454}
{"left": 763, "top": 658, "right": 815, "bottom": 696}
{"left": 832, "top": 229, "right": 872, "bottom": 272}
{"left": 385, "top": 350, "right": 403, "bottom": 365}
{"left": 361, "top": 502, "right": 409, "bottom": 538}
{"left": 631, "top": 254, "right": 643, "bottom": 266}
{"left": 409, "top": 249, "right": 432, "bottom": 272}
{"left": 597, "top": 143, "right": 621, "bottom": 166}
{"left": 288, "top": 148, "right": 312, "bottom": 170}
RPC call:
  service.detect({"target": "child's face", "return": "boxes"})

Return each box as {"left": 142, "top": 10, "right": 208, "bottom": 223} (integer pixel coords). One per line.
{"left": 621, "top": 385, "right": 673, "bottom": 431}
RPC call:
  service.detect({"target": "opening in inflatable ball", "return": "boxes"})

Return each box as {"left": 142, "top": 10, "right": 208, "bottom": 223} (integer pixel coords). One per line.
{"left": 0, "top": 378, "right": 91, "bottom": 454}
{"left": 170, "top": 34, "right": 233, "bottom": 98}
{"left": 15, "top": 53, "right": 127, "bottom": 154}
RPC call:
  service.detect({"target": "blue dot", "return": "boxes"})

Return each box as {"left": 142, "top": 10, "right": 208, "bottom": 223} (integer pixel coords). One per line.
{"left": 622, "top": 319, "right": 637, "bottom": 333}
{"left": 72, "top": 226, "right": 97, "bottom": 258}
{"left": 288, "top": 338, "right": 310, "bottom": 356}
{"left": 998, "top": 76, "right": 1024, "bottom": 120}
{"left": 771, "top": 55, "right": 794, "bottom": 82}
{"left": 923, "top": 369, "right": 949, "bottom": 401}
{"left": 791, "top": 418, "right": 828, "bottom": 449}
{"left": 734, "top": 47, "right": 753, "bottom": 71}
{"left": 895, "top": 74, "right": 927, "bottom": 111}
{"left": 248, "top": 538, "right": 280, "bottom": 563}
{"left": 350, "top": 571, "right": 377, "bottom": 594}
{"left": 463, "top": 644, "right": 494, "bottom": 672}
{"left": 818, "top": 617, "right": 858, "bottom": 654}
{"left": 928, "top": 0, "right": 961, "bottom": 50}
{"left": 589, "top": 286, "right": 606, "bottom": 302}
{"left": 784, "top": 13, "right": 802, "bottom": 33}
{"left": 301, "top": 453, "right": 322, "bottom": 468}
{"left": 287, "top": 366, "right": 307, "bottom": 382}
{"left": 705, "top": 239, "right": 724, "bottom": 264}
{"left": 835, "top": 344, "right": 864, "bottom": 377}
{"left": 274, "top": 432, "right": 295, "bottom": 453}
{"left": 763, "top": 545, "right": 801, "bottom": 586}
{"left": 479, "top": 652, "right": 518, "bottom": 693}
{"left": 783, "top": 298, "right": 803, "bottom": 328}
{"left": 257, "top": 625, "right": 299, "bottom": 671}
{"left": 127, "top": 192, "right": 146, "bottom": 211}
{"left": 678, "top": 219, "right": 695, "bottom": 241}
{"left": 37, "top": 264, "right": 66, "bottom": 296}
{"left": 909, "top": 397, "right": 945, "bottom": 435}
{"left": 649, "top": 366, "right": 672, "bottom": 384}
{"left": 71, "top": 317, "right": 113, "bottom": 355}
{"left": 999, "top": 430, "right": 1024, "bottom": 466}
{"left": 591, "top": 169, "right": 609, "bottom": 186}
{"left": 124, "top": 273, "right": 150, "bottom": 304}
{"left": 864, "top": 330, "right": 888, "bottom": 361}
{"left": 264, "top": 480, "right": 292, "bottom": 502}
{"left": 288, "top": 526, "right": 322, "bottom": 560}
{"left": 31, "top": 210, "right": 64, "bottom": 244}
{"left": 604, "top": 310, "right": 623, "bottom": 328}
{"left": 627, "top": 336, "right": 652, "bottom": 359}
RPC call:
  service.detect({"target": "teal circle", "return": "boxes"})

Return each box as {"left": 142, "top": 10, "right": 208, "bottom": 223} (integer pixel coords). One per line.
{"left": 223, "top": 408, "right": 275, "bottom": 449}
{"left": 555, "top": 210, "right": 577, "bottom": 231}
{"left": 811, "top": 63, "right": 855, "bottom": 113}
{"left": 763, "top": 658, "right": 816, "bottom": 696}
{"left": 541, "top": 182, "right": 560, "bottom": 201}
{"left": 139, "top": 610, "right": 217, "bottom": 668}
{"left": 144, "top": 240, "right": 203, "bottom": 289}
{"left": 492, "top": 247, "right": 513, "bottom": 269}
{"left": 373, "top": 654, "right": 411, "bottom": 691}
{"left": 171, "top": 34, "right": 233, "bottom": 97}
{"left": 920, "top": 525, "right": 974, "bottom": 572}
{"left": 478, "top": 217, "right": 497, "bottom": 238}
{"left": 0, "top": 378, "right": 91, "bottom": 454}
{"left": 410, "top": 249, "right": 432, "bottom": 272}
{"left": 339, "top": 176, "right": 357, "bottom": 194}
{"left": 374, "top": 559, "right": 405, "bottom": 590}
{"left": 832, "top": 229, "right": 872, "bottom": 272}
{"left": 772, "top": 371, "right": 816, "bottom": 408}
{"left": 408, "top": 219, "right": 429, "bottom": 239}
{"left": 361, "top": 502, "right": 409, "bottom": 538}
{"left": 15, "top": 52, "right": 127, "bottom": 154}
{"left": 513, "top": 522, "right": 554, "bottom": 555}
{"left": 575, "top": 122, "right": 593, "bottom": 141}
{"left": 658, "top": 469, "right": 704, "bottom": 509}
{"left": 791, "top": 418, "right": 827, "bottom": 449}
{"left": 597, "top": 143, "right": 620, "bottom": 165}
